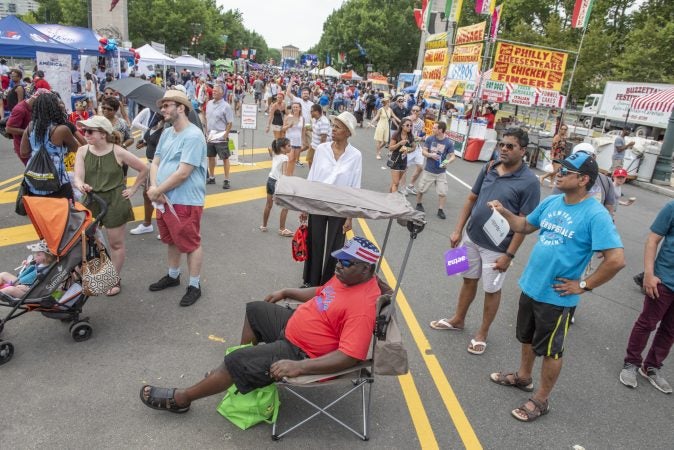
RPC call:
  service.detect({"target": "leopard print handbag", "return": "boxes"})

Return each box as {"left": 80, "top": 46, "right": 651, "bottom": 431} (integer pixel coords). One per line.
{"left": 81, "top": 231, "right": 120, "bottom": 296}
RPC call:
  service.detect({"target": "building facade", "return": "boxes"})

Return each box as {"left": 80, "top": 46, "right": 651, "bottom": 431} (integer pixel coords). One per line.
{"left": 281, "top": 45, "right": 299, "bottom": 62}
{"left": 0, "top": 0, "right": 39, "bottom": 19}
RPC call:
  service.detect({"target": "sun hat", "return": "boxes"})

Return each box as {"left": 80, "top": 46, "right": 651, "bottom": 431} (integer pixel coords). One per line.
{"left": 78, "top": 116, "right": 113, "bottom": 135}
{"left": 27, "top": 240, "right": 51, "bottom": 254}
{"left": 331, "top": 236, "right": 380, "bottom": 264}
{"left": 554, "top": 151, "right": 599, "bottom": 186}
{"left": 613, "top": 168, "right": 628, "bottom": 178}
{"left": 572, "top": 142, "right": 596, "bottom": 155}
{"left": 331, "top": 111, "right": 356, "bottom": 136}
{"left": 156, "top": 89, "right": 192, "bottom": 111}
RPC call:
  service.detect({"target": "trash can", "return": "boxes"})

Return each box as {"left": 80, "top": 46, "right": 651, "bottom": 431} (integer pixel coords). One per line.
{"left": 636, "top": 144, "right": 661, "bottom": 182}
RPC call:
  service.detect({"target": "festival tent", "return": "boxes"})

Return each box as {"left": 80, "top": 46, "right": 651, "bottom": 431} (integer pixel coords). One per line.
{"left": 631, "top": 87, "right": 674, "bottom": 113}
{"left": 174, "top": 54, "right": 209, "bottom": 73}
{"left": 135, "top": 44, "right": 175, "bottom": 65}
{"left": 33, "top": 24, "right": 133, "bottom": 58}
{"left": 319, "top": 66, "right": 341, "bottom": 78}
{"left": 0, "top": 15, "right": 78, "bottom": 57}
{"left": 340, "top": 70, "right": 362, "bottom": 81}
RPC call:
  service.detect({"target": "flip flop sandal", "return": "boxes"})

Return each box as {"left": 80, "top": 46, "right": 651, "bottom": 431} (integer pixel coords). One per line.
{"left": 139, "top": 385, "right": 190, "bottom": 414}
{"left": 511, "top": 398, "right": 550, "bottom": 422}
{"left": 279, "top": 228, "right": 293, "bottom": 237}
{"left": 489, "top": 371, "right": 534, "bottom": 392}
{"left": 429, "top": 318, "right": 463, "bottom": 331}
{"left": 259, "top": 226, "right": 268, "bottom": 232}
{"left": 106, "top": 281, "right": 122, "bottom": 297}
{"left": 467, "top": 339, "right": 487, "bottom": 355}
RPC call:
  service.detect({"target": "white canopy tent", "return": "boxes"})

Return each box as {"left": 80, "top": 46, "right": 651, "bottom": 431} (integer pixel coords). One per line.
{"left": 136, "top": 44, "right": 176, "bottom": 65}
{"left": 174, "top": 54, "right": 209, "bottom": 74}
{"left": 318, "top": 66, "right": 341, "bottom": 78}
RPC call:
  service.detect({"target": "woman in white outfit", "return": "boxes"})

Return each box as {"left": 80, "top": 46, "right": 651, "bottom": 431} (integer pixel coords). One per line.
{"left": 282, "top": 102, "right": 304, "bottom": 176}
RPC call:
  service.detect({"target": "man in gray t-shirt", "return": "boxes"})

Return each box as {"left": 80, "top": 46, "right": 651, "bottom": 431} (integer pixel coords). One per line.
{"left": 253, "top": 77, "right": 265, "bottom": 111}
{"left": 429, "top": 127, "right": 540, "bottom": 356}
{"left": 613, "top": 128, "right": 634, "bottom": 171}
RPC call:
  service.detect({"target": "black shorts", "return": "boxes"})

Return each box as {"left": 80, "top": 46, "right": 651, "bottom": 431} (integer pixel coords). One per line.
{"left": 266, "top": 177, "right": 277, "bottom": 195}
{"left": 224, "top": 301, "right": 306, "bottom": 394}
{"left": 254, "top": 92, "right": 262, "bottom": 101}
{"left": 207, "top": 142, "right": 230, "bottom": 159}
{"left": 516, "top": 292, "right": 571, "bottom": 359}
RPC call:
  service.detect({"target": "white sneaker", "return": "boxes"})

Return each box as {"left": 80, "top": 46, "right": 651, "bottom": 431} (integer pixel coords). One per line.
{"left": 130, "top": 223, "right": 154, "bottom": 235}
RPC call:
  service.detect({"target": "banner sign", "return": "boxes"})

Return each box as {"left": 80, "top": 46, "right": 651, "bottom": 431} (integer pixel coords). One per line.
{"left": 480, "top": 80, "right": 507, "bottom": 103}
{"left": 571, "top": 0, "right": 595, "bottom": 29}
{"left": 439, "top": 79, "right": 460, "bottom": 97}
{"left": 450, "top": 43, "right": 483, "bottom": 64}
{"left": 537, "top": 89, "right": 561, "bottom": 107}
{"left": 455, "top": 22, "right": 486, "bottom": 45}
{"left": 447, "top": 63, "right": 479, "bottom": 82}
{"left": 424, "top": 48, "right": 449, "bottom": 66}
{"left": 422, "top": 64, "right": 447, "bottom": 80}
{"left": 508, "top": 84, "right": 537, "bottom": 106}
{"left": 36, "top": 51, "right": 72, "bottom": 112}
{"left": 491, "top": 42, "right": 568, "bottom": 91}
{"left": 425, "top": 32, "right": 448, "bottom": 49}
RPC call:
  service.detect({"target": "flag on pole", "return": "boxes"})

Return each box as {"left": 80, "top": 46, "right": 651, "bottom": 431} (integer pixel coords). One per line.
{"left": 490, "top": 3, "right": 503, "bottom": 40}
{"left": 355, "top": 40, "right": 367, "bottom": 57}
{"left": 338, "top": 52, "right": 346, "bottom": 64}
{"left": 571, "top": 0, "right": 595, "bottom": 28}
{"left": 446, "top": 0, "right": 464, "bottom": 22}
{"left": 475, "top": 0, "right": 495, "bottom": 15}
{"left": 326, "top": 52, "right": 331, "bottom": 66}
{"left": 414, "top": 0, "right": 433, "bottom": 30}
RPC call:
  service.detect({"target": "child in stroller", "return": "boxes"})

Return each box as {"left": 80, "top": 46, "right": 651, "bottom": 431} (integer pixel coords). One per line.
{"left": 0, "top": 240, "right": 56, "bottom": 298}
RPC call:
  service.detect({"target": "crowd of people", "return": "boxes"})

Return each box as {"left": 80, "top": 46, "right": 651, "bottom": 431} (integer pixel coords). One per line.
{"left": 1, "top": 59, "right": 672, "bottom": 429}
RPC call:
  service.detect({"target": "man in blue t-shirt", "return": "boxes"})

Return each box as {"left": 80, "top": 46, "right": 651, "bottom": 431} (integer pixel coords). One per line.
{"left": 415, "top": 121, "right": 455, "bottom": 219}
{"left": 488, "top": 151, "right": 625, "bottom": 422}
{"left": 148, "top": 90, "right": 208, "bottom": 307}
{"left": 620, "top": 201, "right": 674, "bottom": 394}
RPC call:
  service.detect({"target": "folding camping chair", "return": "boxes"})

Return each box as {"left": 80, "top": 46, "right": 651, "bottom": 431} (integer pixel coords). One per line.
{"left": 271, "top": 176, "right": 425, "bottom": 441}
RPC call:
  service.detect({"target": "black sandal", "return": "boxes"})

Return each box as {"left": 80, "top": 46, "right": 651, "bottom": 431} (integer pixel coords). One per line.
{"left": 489, "top": 371, "right": 534, "bottom": 392}
{"left": 511, "top": 398, "right": 550, "bottom": 422}
{"left": 139, "top": 385, "right": 190, "bottom": 413}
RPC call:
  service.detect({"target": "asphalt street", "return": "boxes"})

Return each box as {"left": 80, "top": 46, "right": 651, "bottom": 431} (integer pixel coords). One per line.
{"left": 0, "top": 106, "right": 672, "bottom": 449}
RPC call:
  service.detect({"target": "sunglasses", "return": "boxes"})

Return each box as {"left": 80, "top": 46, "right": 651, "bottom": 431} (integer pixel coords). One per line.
{"left": 558, "top": 167, "right": 581, "bottom": 177}
{"left": 498, "top": 142, "right": 518, "bottom": 150}
{"left": 338, "top": 258, "right": 363, "bottom": 268}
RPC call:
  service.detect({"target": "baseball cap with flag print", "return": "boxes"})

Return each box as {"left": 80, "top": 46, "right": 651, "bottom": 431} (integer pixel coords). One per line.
{"left": 331, "top": 236, "right": 380, "bottom": 264}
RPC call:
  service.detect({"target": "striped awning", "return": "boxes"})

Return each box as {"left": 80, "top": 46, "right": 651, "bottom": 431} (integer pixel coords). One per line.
{"left": 631, "top": 87, "right": 674, "bottom": 113}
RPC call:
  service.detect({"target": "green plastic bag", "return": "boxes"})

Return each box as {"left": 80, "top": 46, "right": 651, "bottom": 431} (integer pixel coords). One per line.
{"left": 216, "top": 343, "right": 280, "bottom": 430}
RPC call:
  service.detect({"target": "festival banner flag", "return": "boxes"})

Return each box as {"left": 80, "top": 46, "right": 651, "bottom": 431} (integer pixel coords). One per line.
{"left": 326, "top": 52, "right": 331, "bottom": 66}
{"left": 490, "top": 4, "right": 503, "bottom": 40}
{"left": 475, "top": 0, "right": 495, "bottom": 15}
{"left": 445, "top": 0, "right": 464, "bottom": 22}
{"left": 337, "top": 52, "right": 346, "bottom": 64}
{"left": 424, "top": 0, "right": 434, "bottom": 31}
{"left": 571, "top": 0, "right": 595, "bottom": 28}
{"left": 491, "top": 42, "right": 569, "bottom": 91}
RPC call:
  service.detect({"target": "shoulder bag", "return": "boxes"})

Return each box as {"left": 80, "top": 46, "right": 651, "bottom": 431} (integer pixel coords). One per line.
{"left": 81, "top": 231, "right": 120, "bottom": 296}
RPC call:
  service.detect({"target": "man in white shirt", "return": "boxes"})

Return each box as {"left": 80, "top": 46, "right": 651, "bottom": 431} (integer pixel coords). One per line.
{"left": 309, "top": 104, "right": 331, "bottom": 168}
{"left": 203, "top": 84, "right": 234, "bottom": 189}
{"left": 286, "top": 84, "right": 314, "bottom": 154}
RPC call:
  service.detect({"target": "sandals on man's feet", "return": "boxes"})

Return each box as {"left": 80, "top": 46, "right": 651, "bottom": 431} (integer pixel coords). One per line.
{"left": 489, "top": 371, "right": 534, "bottom": 392}
{"left": 511, "top": 398, "right": 550, "bottom": 422}
{"left": 139, "top": 385, "right": 190, "bottom": 413}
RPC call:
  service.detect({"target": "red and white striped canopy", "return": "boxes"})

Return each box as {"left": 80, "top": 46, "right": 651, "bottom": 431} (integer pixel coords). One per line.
{"left": 631, "top": 87, "right": 674, "bottom": 113}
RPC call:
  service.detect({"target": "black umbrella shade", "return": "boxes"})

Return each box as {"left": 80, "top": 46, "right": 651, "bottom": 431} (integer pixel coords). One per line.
{"left": 106, "top": 78, "right": 164, "bottom": 113}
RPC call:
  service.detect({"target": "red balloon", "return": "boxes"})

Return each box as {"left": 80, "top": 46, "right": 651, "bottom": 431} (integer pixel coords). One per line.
{"left": 99, "top": 37, "right": 108, "bottom": 45}
{"left": 129, "top": 48, "right": 135, "bottom": 53}
{"left": 99, "top": 45, "right": 106, "bottom": 54}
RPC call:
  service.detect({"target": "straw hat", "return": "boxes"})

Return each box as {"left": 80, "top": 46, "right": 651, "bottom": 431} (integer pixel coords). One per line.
{"left": 331, "top": 111, "right": 356, "bottom": 136}
{"left": 78, "top": 116, "right": 113, "bottom": 135}
{"left": 156, "top": 89, "right": 192, "bottom": 111}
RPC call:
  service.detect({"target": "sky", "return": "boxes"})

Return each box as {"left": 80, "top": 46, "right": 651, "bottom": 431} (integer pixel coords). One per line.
{"left": 217, "top": 0, "right": 346, "bottom": 51}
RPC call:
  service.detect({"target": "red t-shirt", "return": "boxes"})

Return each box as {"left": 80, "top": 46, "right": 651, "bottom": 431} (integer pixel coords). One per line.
{"left": 34, "top": 78, "right": 51, "bottom": 90}
{"left": 284, "top": 276, "right": 380, "bottom": 360}
{"left": 6, "top": 100, "right": 32, "bottom": 159}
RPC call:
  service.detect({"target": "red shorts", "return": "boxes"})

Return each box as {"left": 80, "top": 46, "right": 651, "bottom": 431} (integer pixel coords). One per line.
{"left": 156, "top": 204, "right": 203, "bottom": 253}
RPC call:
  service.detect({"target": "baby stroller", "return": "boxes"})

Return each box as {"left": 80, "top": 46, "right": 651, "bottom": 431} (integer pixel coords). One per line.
{"left": 0, "top": 194, "right": 107, "bottom": 366}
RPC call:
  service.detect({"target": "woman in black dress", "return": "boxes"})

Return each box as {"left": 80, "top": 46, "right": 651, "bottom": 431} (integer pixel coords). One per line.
{"left": 388, "top": 117, "right": 414, "bottom": 193}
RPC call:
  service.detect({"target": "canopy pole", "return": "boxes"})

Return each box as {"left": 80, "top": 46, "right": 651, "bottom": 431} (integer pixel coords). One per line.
{"left": 560, "top": 24, "right": 588, "bottom": 129}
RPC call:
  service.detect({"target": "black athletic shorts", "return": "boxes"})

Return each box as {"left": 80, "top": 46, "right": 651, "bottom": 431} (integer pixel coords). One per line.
{"left": 266, "top": 177, "right": 277, "bottom": 195}
{"left": 516, "top": 292, "right": 571, "bottom": 359}
{"left": 207, "top": 141, "right": 230, "bottom": 159}
{"left": 224, "top": 301, "right": 306, "bottom": 394}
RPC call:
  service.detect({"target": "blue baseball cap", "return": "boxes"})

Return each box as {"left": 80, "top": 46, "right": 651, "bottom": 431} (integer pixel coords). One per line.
{"left": 554, "top": 151, "right": 598, "bottom": 186}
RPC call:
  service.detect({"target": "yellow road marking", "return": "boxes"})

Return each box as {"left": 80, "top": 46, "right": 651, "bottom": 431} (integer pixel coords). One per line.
{"left": 0, "top": 186, "right": 268, "bottom": 248}
{"left": 0, "top": 174, "right": 23, "bottom": 190}
{"left": 208, "top": 335, "right": 227, "bottom": 343}
{"left": 357, "top": 218, "right": 482, "bottom": 450}
{"left": 398, "top": 372, "right": 440, "bottom": 450}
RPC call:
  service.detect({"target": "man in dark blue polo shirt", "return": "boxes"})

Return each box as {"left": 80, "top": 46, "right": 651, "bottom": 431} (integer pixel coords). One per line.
{"left": 429, "top": 127, "right": 540, "bottom": 357}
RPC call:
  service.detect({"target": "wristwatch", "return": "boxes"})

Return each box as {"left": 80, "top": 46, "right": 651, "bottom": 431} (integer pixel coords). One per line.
{"left": 579, "top": 280, "right": 592, "bottom": 292}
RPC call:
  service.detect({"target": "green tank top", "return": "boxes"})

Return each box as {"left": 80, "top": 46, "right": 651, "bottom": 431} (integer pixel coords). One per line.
{"left": 83, "top": 145, "right": 124, "bottom": 193}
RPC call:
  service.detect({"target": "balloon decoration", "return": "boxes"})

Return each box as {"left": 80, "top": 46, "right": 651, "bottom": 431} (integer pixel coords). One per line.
{"left": 98, "top": 38, "right": 141, "bottom": 67}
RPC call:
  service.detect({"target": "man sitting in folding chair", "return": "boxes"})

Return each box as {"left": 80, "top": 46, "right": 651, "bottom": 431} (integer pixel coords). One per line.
{"left": 139, "top": 237, "right": 383, "bottom": 419}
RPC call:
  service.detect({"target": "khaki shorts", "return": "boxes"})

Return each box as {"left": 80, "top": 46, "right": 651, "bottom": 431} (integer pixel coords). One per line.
{"left": 461, "top": 229, "right": 507, "bottom": 293}
{"left": 417, "top": 171, "right": 448, "bottom": 197}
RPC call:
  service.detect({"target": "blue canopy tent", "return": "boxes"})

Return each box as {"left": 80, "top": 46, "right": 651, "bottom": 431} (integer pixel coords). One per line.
{"left": 33, "top": 24, "right": 133, "bottom": 58}
{"left": 0, "top": 15, "right": 78, "bottom": 57}
{"left": 403, "top": 84, "right": 418, "bottom": 94}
